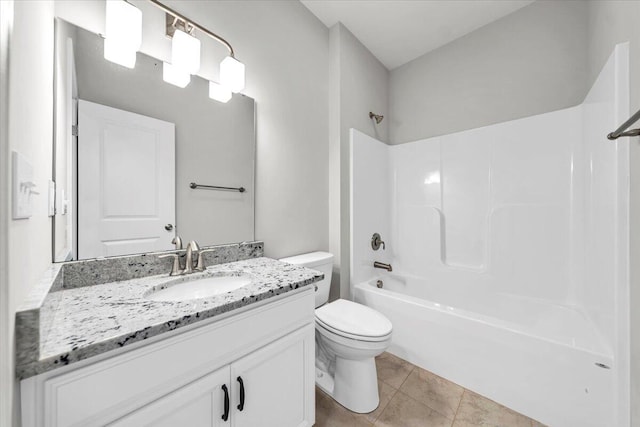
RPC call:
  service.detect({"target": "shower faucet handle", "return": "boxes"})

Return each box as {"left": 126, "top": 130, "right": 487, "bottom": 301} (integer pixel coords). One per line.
{"left": 371, "top": 233, "right": 385, "bottom": 251}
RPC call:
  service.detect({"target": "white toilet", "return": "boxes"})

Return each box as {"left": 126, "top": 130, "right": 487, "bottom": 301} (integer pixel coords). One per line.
{"left": 280, "top": 251, "right": 392, "bottom": 414}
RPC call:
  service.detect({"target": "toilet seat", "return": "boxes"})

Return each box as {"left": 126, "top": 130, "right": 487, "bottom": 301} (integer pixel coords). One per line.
{"left": 315, "top": 300, "right": 392, "bottom": 342}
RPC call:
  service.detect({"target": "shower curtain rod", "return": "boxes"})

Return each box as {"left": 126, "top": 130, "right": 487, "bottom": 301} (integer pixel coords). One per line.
{"left": 607, "top": 108, "right": 640, "bottom": 140}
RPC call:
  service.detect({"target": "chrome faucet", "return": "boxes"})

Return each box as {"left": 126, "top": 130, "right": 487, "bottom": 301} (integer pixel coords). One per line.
{"left": 158, "top": 235, "right": 186, "bottom": 276}
{"left": 184, "top": 240, "right": 200, "bottom": 274}
{"left": 158, "top": 237, "right": 204, "bottom": 276}
{"left": 373, "top": 261, "right": 392, "bottom": 272}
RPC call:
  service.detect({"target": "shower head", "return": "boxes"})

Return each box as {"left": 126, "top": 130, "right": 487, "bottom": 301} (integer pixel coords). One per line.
{"left": 369, "top": 112, "right": 384, "bottom": 124}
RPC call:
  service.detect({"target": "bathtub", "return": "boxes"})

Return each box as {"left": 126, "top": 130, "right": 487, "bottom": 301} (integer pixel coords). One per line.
{"left": 354, "top": 274, "right": 615, "bottom": 427}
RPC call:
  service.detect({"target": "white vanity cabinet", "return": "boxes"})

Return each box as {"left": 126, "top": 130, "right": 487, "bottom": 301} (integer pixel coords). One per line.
{"left": 21, "top": 289, "right": 315, "bottom": 427}
{"left": 109, "top": 366, "right": 230, "bottom": 427}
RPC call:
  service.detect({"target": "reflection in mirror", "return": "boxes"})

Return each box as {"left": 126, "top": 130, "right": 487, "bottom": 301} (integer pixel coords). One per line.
{"left": 53, "top": 19, "right": 256, "bottom": 262}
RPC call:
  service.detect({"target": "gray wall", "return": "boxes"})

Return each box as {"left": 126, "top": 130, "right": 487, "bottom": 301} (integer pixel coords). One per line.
{"left": 329, "top": 23, "right": 389, "bottom": 300}
{"left": 172, "top": 1, "right": 330, "bottom": 260}
{"left": 585, "top": 2, "right": 640, "bottom": 425}
{"left": 389, "top": 0, "right": 589, "bottom": 144}
{"left": 74, "top": 26, "right": 255, "bottom": 249}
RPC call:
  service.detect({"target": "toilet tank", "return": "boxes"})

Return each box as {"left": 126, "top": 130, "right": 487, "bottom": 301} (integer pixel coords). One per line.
{"left": 279, "top": 252, "right": 334, "bottom": 308}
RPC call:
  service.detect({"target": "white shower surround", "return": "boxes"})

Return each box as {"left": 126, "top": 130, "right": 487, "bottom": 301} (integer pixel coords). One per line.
{"left": 350, "top": 44, "right": 630, "bottom": 426}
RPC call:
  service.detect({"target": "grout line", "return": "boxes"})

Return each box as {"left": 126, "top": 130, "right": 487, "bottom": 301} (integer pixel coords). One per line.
{"left": 452, "top": 389, "right": 466, "bottom": 425}
{"left": 371, "top": 379, "right": 399, "bottom": 424}
{"left": 395, "top": 364, "right": 415, "bottom": 391}
{"left": 396, "top": 388, "right": 457, "bottom": 425}
{"left": 391, "top": 361, "right": 458, "bottom": 423}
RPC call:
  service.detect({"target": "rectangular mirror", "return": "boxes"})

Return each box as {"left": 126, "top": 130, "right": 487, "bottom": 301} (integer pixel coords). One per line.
{"left": 53, "top": 18, "right": 256, "bottom": 262}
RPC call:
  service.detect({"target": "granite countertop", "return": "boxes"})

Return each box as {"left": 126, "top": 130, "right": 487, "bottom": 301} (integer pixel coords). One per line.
{"left": 16, "top": 256, "right": 322, "bottom": 379}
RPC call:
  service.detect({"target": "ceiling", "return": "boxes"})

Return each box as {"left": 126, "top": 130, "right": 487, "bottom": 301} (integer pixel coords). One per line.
{"left": 300, "top": 0, "right": 535, "bottom": 70}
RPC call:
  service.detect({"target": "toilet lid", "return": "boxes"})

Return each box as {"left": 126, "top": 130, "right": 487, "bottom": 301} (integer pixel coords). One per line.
{"left": 315, "top": 300, "right": 392, "bottom": 339}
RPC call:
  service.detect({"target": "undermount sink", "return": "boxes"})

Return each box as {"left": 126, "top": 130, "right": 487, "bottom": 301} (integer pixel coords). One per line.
{"left": 146, "top": 273, "right": 253, "bottom": 302}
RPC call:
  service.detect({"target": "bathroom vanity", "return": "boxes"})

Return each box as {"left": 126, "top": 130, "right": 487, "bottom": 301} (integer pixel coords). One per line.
{"left": 16, "top": 243, "right": 321, "bottom": 427}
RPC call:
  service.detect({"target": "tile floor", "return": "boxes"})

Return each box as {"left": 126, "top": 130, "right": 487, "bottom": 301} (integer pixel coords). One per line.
{"left": 315, "top": 352, "right": 546, "bottom": 427}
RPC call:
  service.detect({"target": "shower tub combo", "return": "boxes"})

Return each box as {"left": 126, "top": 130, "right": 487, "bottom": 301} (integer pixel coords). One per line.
{"left": 354, "top": 274, "right": 612, "bottom": 426}
{"left": 350, "top": 44, "right": 630, "bottom": 427}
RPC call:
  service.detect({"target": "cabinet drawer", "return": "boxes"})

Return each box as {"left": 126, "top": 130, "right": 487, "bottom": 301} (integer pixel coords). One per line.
{"left": 37, "top": 290, "right": 313, "bottom": 427}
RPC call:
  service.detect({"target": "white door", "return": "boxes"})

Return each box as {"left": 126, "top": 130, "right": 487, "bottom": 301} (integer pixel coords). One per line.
{"left": 108, "top": 366, "right": 231, "bottom": 427}
{"left": 231, "top": 325, "right": 315, "bottom": 427}
{"left": 78, "top": 100, "right": 175, "bottom": 258}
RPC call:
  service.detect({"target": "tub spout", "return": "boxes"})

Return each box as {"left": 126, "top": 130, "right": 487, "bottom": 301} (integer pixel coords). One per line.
{"left": 373, "top": 261, "right": 392, "bottom": 272}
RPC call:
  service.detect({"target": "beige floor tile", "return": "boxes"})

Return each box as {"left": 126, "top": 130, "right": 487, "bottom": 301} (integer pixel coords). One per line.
{"left": 375, "top": 352, "right": 414, "bottom": 389}
{"left": 315, "top": 387, "right": 374, "bottom": 427}
{"left": 374, "top": 391, "right": 453, "bottom": 427}
{"left": 358, "top": 380, "right": 398, "bottom": 424}
{"left": 452, "top": 390, "right": 532, "bottom": 427}
{"left": 400, "top": 366, "right": 464, "bottom": 420}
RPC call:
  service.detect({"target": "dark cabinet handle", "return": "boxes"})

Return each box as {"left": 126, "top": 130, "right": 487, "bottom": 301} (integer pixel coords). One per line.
{"left": 221, "top": 384, "right": 230, "bottom": 421}
{"left": 237, "top": 376, "right": 245, "bottom": 411}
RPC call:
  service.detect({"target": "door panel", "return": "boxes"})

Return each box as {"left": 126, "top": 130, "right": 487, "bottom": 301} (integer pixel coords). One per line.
{"left": 108, "top": 366, "right": 230, "bottom": 427}
{"left": 231, "top": 325, "right": 315, "bottom": 427}
{"left": 78, "top": 100, "right": 175, "bottom": 259}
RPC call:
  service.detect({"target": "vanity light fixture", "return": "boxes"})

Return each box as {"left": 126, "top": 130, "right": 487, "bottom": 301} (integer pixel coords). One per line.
{"left": 209, "top": 81, "right": 232, "bottom": 103}
{"left": 163, "top": 61, "right": 191, "bottom": 88}
{"left": 148, "top": 0, "right": 245, "bottom": 96}
{"left": 103, "top": 0, "right": 142, "bottom": 69}
{"left": 171, "top": 28, "right": 201, "bottom": 75}
{"left": 104, "top": 0, "right": 245, "bottom": 99}
{"left": 220, "top": 56, "right": 245, "bottom": 93}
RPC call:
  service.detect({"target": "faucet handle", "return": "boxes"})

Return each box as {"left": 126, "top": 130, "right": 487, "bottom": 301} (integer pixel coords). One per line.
{"left": 371, "top": 233, "right": 386, "bottom": 251}
{"left": 195, "top": 248, "right": 218, "bottom": 272}
{"left": 158, "top": 253, "right": 184, "bottom": 276}
{"left": 172, "top": 236, "right": 183, "bottom": 250}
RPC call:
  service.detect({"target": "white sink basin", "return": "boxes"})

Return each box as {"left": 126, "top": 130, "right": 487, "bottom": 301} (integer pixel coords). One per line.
{"left": 146, "top": 274, "right": 253, "bottom": 302}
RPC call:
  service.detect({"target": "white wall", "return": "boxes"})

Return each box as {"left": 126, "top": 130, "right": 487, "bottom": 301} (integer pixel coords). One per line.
{"left": 4, "top": 1, "right": 55, "bottom": 425}
{"left": 0, "top": 2, "right": 13, "bottom": 426}
{"left": 389, "top": 0, "right": 589, "bottom": 144}
{"left": 328, "top": 23, "right": 389, "bottom": 300}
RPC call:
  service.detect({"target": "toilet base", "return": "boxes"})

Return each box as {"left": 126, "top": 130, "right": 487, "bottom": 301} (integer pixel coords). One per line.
{"left": 316, "top": 367, "right": 335, "bottom": 396}
{"left": 315, "top": 357, "right": 380, "bottom": 414}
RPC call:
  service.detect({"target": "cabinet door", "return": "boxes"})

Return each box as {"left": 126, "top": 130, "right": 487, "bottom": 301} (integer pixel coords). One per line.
{"left": 231, "top": 324, "right": 315, "bottom": 427}
{"left": 109, "top": 366, "right": 231, "bottom": 427}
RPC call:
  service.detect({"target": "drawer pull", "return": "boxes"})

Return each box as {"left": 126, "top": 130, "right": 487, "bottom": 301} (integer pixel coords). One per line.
{"left": 221, "top": 384, "right": 230, "bottom": 421}
{"left": 237, "top": 376, "right": 245, "bottom": 411}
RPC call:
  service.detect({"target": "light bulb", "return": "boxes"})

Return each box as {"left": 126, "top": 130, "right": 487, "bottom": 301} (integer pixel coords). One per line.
{"left": 104, "top": 38, "right": 137, "bottom": 69}
{"left": 209, "top": 81, "right": 232, "bottom": 103}
{"left": 171, "top": 29, "right": 201, "bottom": 75}
{"left": 163, "top": 62, "right": 191, "bottom": 88}
{"left": 104, "top": 0, "right": 142, "bottom": 68}
{"left": 220, "top": 56, "right": 245, "bottom": 93}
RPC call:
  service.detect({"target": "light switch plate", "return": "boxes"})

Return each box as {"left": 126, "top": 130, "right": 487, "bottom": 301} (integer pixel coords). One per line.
{"left": 12, "top": 151, "right": 36, "bottom": 220}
